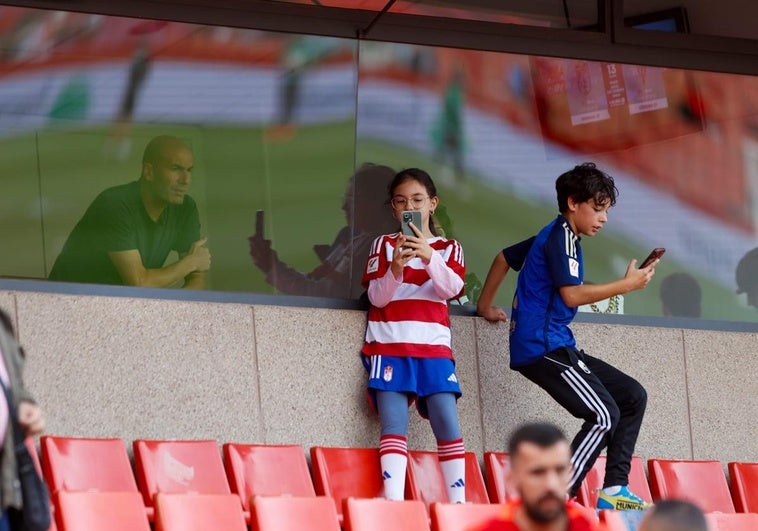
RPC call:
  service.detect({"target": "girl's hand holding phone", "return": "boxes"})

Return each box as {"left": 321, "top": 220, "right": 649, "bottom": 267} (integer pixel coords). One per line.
{"left": 403, "top": 222, "right": 434, "bottom": 263}
{"left": 391, "top": 235, "right": 415, "bottom": 278}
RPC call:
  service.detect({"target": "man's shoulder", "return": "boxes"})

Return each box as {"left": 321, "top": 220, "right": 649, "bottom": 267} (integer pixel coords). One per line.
{"left": 91, "top": 181, "right": 139, "bottom": 205}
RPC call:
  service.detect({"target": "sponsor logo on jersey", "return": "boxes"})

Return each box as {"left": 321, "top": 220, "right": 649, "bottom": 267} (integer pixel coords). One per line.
{"left": 569, "top": 257, "right": 579, "bottom": 278}
{"left": 447, "top": 373, "right": 458, "bottom": 383}
{"left": 383, "top": 365, "right": 393, "bottom": 382}
{"left": 367, "top": 256, "right": 379, "bottom": 274}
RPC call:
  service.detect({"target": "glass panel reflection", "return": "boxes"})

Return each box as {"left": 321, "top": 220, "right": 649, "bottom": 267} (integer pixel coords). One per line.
{"left": 355, "top": 41, "right": 758, "bottom": 321}
{"left": 0, "top": 5, "right": 756, "bottom": 323}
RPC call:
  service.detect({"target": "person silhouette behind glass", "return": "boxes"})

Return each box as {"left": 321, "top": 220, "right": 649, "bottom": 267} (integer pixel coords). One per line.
{"left": 49, "top": 135, "right": 210, "bottom": 289}
{"left": 249, "top": 163, "right": 397, "bottom": 299}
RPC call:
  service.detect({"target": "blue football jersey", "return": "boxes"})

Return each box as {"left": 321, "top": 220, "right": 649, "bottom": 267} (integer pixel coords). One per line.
{"left": 509, "top": 216, "right": 583, "bottom": 367}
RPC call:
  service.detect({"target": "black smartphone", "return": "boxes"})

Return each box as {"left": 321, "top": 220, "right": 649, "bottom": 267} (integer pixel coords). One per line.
{"left": 639, "top": 247, "right": 665, "bottom": 268}
{"left": 401, "top": 210, "right": 422, "bottom": 236}
{"left": 255, "top": 210, "right": 264, "bottom": 235}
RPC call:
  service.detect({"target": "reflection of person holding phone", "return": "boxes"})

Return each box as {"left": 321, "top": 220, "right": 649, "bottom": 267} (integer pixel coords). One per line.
{"left": 361, "top": 168, "right": 467, "bottom": 503}
{"left": 49, "top": 135, "right": 210, "bottom": 289}
{"left": 477, "top": 163, "right": 658, "bottom": 511}
{"left": 248, "top": 163, "right": 397, "bottom": 299}
{"left": 735, "top": 247, "right": 758, "bottom": 310}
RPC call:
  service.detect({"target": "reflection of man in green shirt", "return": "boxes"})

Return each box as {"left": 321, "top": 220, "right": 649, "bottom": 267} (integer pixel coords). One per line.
{"left": 49, "top": 136, "right": 210, "bottom": 289}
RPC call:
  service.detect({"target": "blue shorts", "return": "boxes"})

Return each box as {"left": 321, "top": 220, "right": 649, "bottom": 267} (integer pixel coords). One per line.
{"left": 362, "top": 354, "right": 462, "bottom": 418}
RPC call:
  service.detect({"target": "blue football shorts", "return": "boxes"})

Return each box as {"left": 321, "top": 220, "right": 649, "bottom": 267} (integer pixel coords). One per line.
{"left": 362, "top": 354, "right": 462, "bottom": 417}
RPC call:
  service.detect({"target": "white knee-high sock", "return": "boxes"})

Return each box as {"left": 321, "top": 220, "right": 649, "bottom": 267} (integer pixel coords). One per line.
{"left": 380, "top": 434, "right": 408, "bottom": 500}
{"left": 438, "top": 438, "right": 466, "bottom": 503}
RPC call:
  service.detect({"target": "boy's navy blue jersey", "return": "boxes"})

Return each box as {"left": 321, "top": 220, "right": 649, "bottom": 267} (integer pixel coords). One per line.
{"left": 502, "top": 236, "right": 536, "bottom": 272}
{"left": 509, "top": 216, "right": 583, "bottom": 368}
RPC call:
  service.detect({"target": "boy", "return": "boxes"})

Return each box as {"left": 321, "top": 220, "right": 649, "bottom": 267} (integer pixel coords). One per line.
{"left": 478, "top": 163, "right": 658, "bottom": 510}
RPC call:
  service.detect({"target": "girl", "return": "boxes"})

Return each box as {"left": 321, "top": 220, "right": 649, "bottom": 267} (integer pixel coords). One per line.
{"left": 361, "top": 168, "right": 467, "bottom": 503}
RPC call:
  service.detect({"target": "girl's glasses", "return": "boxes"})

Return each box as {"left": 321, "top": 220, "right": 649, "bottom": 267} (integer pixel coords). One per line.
{"left": 391, "top": 196, "right": 428, "bottom": 210}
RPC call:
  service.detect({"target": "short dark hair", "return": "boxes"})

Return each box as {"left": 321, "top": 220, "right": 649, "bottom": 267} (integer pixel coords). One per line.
{"left": 555, "top": 162, "right": 618, "bottom": 213}
{"left": 660, "top": 272, "right": 702, "bottom": 318}
{"left": 508, "top": 422, "right": 567, "bottom": 457}
{"left": 643, "top": 499, "right": 706, "bottom": 531}
{"left": 736, "top": 247, "right": 758, "bottom": 294}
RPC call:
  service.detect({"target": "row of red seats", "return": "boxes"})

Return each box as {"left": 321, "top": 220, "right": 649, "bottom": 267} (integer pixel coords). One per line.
{"left": 35, "top": 436, "right": 758, "bottom": 529}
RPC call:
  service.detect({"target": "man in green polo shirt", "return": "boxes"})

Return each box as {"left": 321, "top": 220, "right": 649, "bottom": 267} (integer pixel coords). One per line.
{"left": 49, "top": 135, "right": 210, "bottom": 289}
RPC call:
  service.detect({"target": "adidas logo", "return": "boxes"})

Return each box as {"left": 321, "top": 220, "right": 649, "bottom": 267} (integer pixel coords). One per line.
{"left": 447, "top": 373, "right": 458, "bottom": 383}
{"left": 450, "top": 478, "right": 465, "bottom": 488}
{"left": 382, "top": 470, "right": 392, "bottom": 480}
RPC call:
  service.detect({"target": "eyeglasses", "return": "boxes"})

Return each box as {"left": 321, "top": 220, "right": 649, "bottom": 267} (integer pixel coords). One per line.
{"left": 390, "top": 195, "right": 429, "bottom": 210}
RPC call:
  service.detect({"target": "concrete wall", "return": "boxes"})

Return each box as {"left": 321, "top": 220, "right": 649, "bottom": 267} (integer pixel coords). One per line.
{"left": 2, "top": 288, "right": 757, "bottom": 465}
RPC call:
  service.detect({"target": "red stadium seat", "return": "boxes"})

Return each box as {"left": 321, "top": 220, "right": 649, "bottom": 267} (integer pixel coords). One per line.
{"left": 154, "top": 493, "right": 247, "bottom": 531}
{"left": 728, "top": 462, "right": 758, "bottom": 513}
{"left": 132, "top": 439, "right": 232, "bottom": 518}
{"left": 431, "top": 502, "right": 505, "bottom": 531}
{"left": 343, "top": 498, "right": 430, "bottom": 531}
{"left": 648, "top": 459, "right": 735, "bottom": 513}
{"left": 41, "top": 436, "right": 138, "bottom": 494}
{"left": 483, "top": 451, "right": 515, "bottom": 504}
{"left": 223, "top": 442, "right": 315, "bottom": 512}
{"left": 406, "top": 450, "right": 489, "bottom": 509}
{"left": 56, "top": 491, "right": 150, "bottom": 531}
{"left": 704, "top": 512, "right": 758, "bottom": 531}
{"left": 310, "top": 446, "right": 383, "bottom": 521}
{"left": 577, "top": 455, "right": 652, "bottom": 508}
{"left": 251, "top": 495, "right": 341, "bottom": 531}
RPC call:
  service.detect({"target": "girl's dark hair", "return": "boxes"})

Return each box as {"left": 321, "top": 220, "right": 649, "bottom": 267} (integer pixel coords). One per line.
{"left": 388, "top": 168, "right": 440, "bottom": 236}
{"left": 555, "top": 162, "right": 618, "bottom": 213}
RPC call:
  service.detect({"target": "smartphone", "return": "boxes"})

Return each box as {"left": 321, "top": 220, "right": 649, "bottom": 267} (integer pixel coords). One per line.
{"left": 401, "top": 210, "right": 422, "bottom": 236}
{"left": 255, "top": 209, "right": 265, "bottom": 235}
{"left": 639, "top": 247, "right": 665, "bottom": 268}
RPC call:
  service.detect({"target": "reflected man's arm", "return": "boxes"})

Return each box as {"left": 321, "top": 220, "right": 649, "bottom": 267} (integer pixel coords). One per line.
{"left": 109, "top": 237, "right": 210, "bottom": 289}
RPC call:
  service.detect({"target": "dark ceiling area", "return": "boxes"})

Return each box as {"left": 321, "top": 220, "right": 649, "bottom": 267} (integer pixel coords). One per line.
{"left": 1, "top": 0, "right": 757, "bottom": 74}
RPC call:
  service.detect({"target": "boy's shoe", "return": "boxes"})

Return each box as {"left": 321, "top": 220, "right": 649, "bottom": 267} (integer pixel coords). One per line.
{"left": 596, "top": 486, "right": 651, "bottom": 511}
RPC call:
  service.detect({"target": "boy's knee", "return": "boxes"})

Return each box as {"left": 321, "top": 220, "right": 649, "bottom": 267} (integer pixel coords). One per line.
{"left": 630, "top": 381, "right": 648, "bottom": 411}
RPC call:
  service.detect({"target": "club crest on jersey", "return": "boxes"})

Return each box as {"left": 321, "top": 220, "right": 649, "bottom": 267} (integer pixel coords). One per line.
{"left": 568, "top": 258, "right": 579, "bottom": 278}
{"left": 383, "top": 365, "right": 393, "bottom": 382}
{"left": 366, "top": 256, "right": 379, "bottom": 274}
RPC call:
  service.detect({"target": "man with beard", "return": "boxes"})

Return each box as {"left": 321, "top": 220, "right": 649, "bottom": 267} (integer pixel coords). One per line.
{"left": 475, "top": 422, "right": 598, "bottom": 531}
{"left": 49, "top": 135, "right": 210, "bottom": 288}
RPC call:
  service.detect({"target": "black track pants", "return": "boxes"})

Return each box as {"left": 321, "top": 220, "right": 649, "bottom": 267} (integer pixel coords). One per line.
{"left": 516, "top": 347, "right": 647, "bottom": 497}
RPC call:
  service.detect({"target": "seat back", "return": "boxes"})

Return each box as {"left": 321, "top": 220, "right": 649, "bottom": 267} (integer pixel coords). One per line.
{"left": 648, "top": 459, "right": 734, "bottom": 513}
{"left": 56, "top": 491, "right": 150, "bottom": 531}
{"left": 406, "top": 450, "right": 489, "bottom": 508}
{"left": 431, "top": 502, "right": 505, "bottom": 531}
{"left": 251, "top": 495, "right": 341, "bottom": 531}
{"left": 728, "top": 462, "right": 758, "bottom": 513}
{"left": 132, "top": 439, "right": 230, "bottom": 510}
{"left": 577, "top": 455, "right": 652, "bottom": 508}
{"left": 483, "top": 451, "right": 515, "bottom": 503}
{"left": 41, "top": 436, "right": 138, "bottom": 494}
{"left": 154, "top": 493, "right": 247, "bottom": 531}
{"left": 705, "top": 512, "right": 758, "bottom": 531}
{"left": 343, "top": 498, "right": 430, "bottom": 531}
{"left": 310, "top": 446, "right": 383, "bottom": 519}
{"left": 223, "top": 443, "right": 315, "bottom": 511}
